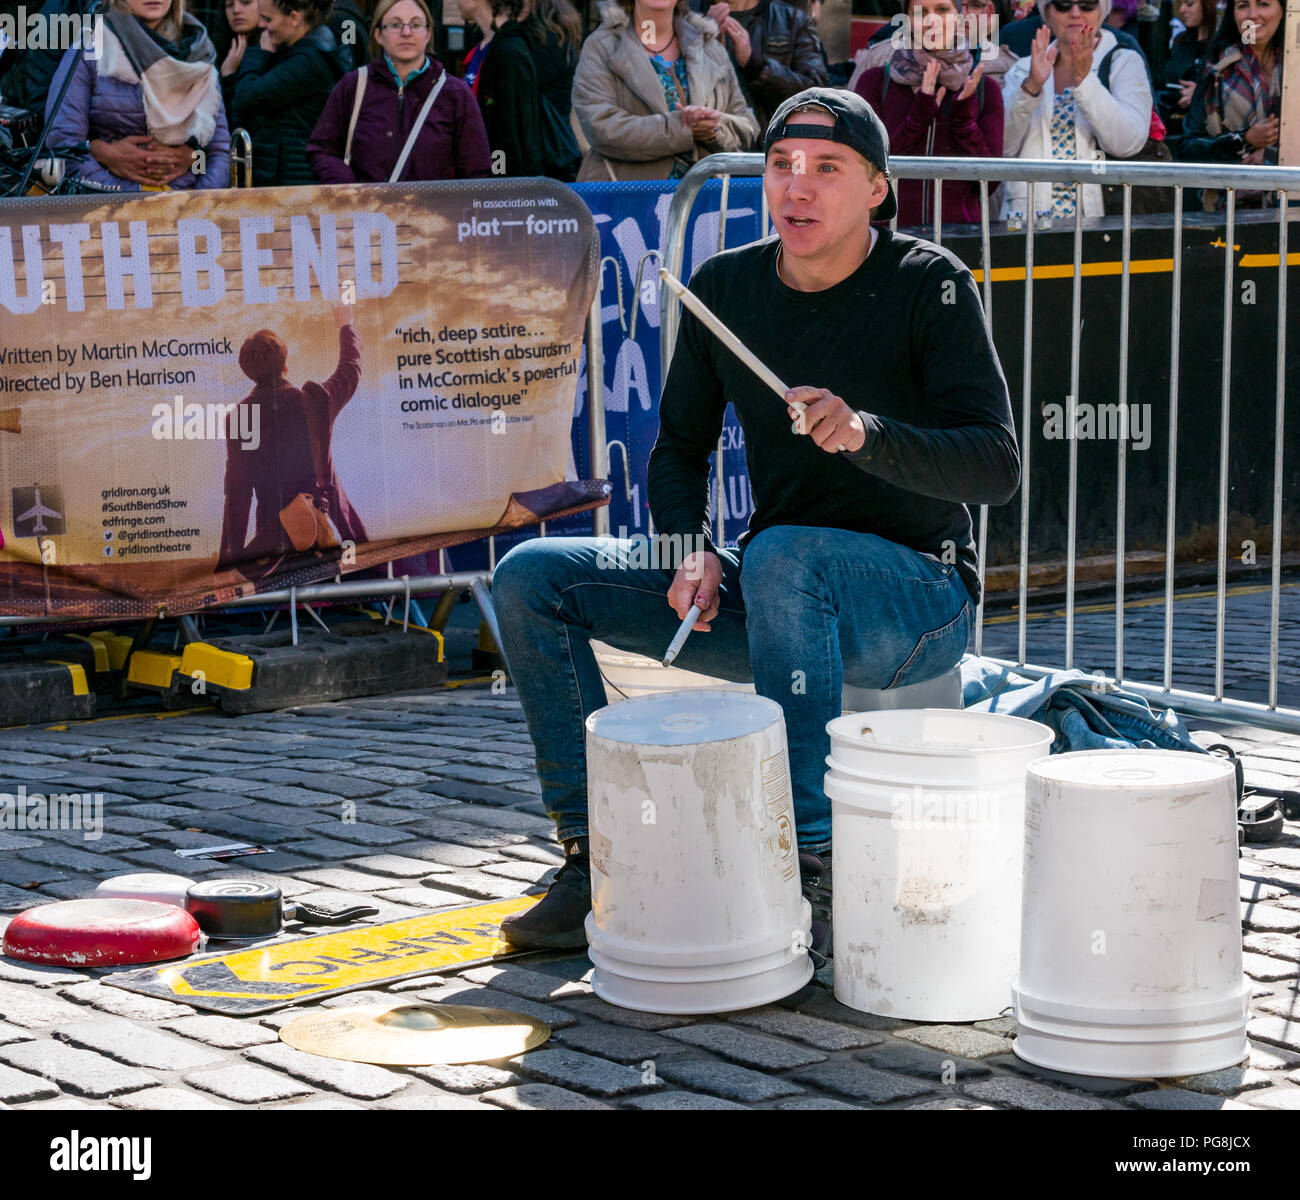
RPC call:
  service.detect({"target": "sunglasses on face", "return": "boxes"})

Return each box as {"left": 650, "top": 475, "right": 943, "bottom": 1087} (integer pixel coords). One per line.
{"left": 1048, "top": 0, "right": 1100, "bottom": 10}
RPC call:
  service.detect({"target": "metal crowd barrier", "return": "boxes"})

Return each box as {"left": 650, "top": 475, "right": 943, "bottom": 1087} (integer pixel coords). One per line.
{"left": 229, "top": 128, "right": 253, "bottom": 189}
{"left": 660, "top": 153, "right": 1298, "bottom": 733}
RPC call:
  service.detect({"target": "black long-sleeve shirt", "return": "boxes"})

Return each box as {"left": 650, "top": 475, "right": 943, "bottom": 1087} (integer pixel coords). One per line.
{"left": 648, "top": 231, "right": 1019, "bottom": 604}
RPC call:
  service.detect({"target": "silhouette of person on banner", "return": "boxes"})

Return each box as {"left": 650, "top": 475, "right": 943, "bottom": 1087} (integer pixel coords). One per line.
{"left": 218, "top": 303, "right": 368, "bottom": 578}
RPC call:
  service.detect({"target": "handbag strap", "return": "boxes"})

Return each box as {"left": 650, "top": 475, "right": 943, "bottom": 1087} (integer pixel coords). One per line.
{"left": 1097, "top": 45, "right": 1116, "bottom": 90}
{"left": 343, "top": 69, "right": 367, "bottom": 166}
{"left": 667, "top": 63, "right": 689, "bottom": 111}
{"left": 390, "top": 69, "right": 447, "bottom": 183}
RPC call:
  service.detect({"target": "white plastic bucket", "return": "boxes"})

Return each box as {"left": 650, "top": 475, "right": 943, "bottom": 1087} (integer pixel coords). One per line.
{"left": 591, "top": 640, "right": 755, "bottom": 705}
{"left": 584, "top": 690, "right": 812, "bottom": 1014}
{"left": 1013, "top": 749, "right": 1249, "bottom": 1079}
{"left": 826, "top": 708, "right": 1054, "bottom": 1021}
{"left": 841, "top": 664, "right": 963, "bottom": 714}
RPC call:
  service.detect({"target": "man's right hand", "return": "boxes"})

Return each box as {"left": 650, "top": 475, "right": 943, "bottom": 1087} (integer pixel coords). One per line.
{"left": 667, "top": 550, "right": 723, "bottom": 631}
{"left": 706, "top": 3, "right": 730, "bottom": 29}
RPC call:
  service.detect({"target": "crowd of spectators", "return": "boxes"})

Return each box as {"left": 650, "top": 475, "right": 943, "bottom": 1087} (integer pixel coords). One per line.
{"left": 0, "top": 0, "right": 1287, "bottom": 218}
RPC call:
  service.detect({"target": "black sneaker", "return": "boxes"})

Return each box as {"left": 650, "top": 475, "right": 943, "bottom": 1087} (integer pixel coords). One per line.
{"left": 798, "top": 849, "right": 832, "bottom": 962}
{"left": 499, "top": 837, "right": 592, "bottom": 950}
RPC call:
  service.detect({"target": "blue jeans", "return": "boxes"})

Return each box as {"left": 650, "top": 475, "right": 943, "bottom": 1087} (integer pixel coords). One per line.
{"left": 492, "top": 525, "right": 974, "bottom": 851}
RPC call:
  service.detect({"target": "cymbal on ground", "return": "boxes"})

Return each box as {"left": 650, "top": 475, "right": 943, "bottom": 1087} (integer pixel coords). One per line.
{"left": 279, "top": 1002, "right": 550, "bottom": 1065}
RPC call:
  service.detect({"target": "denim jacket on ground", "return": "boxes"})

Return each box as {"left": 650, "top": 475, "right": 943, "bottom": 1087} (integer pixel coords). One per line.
{"left": 959, "top": 656, "right": 1209, "bottom": 757}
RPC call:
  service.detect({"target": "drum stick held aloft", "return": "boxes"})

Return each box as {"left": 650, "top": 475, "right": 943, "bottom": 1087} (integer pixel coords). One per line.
{"left": 659, "top": 269, "right": 844, "bottom": 451}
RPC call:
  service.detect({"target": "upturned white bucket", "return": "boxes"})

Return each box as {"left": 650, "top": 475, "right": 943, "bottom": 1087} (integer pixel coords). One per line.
{"left": 825, "top": 709, "right": 1054, "bottom": 1021}
{"left": 584, "top": 690, "right": 812, "bottom": 1014}
{"left": 1013, "top": 750, "right": 1249, "bottom": 1079}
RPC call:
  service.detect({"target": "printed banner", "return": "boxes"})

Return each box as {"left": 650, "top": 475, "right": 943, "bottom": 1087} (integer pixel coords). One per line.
{"left": 443, "top": 178, "right": 766, "bottom": 574}
{"left": 575, "top": 179, "right": 765, "bottom": 549}
{"left": 0, "top": 179, "right": 600, "bottom": 617}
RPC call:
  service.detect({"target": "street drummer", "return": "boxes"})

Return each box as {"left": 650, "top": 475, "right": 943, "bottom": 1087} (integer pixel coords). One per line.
{"left": 492, "top": 87, "right": 1019, "bottom": 955}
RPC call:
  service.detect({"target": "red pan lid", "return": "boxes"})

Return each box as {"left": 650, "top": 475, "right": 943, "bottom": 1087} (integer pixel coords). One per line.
{"left": 2, "top": 899, "right": 201, "bottom": 967}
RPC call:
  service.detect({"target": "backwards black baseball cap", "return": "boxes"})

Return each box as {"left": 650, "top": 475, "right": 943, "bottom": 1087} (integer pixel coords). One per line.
{"left": 763, "top": 87, "right": 897, "bottom": 222}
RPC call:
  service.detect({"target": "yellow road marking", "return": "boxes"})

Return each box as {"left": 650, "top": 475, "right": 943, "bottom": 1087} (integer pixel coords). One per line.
{"left": 42, "top": 707, "right": 215, "bottom": 730}
{"left": 972, "top": 249, "right": 1297, "bottom": 285}
{"left": 984, "top": 580, "right": 1299, "bottom": 625}
{"left": 1239, "top": 252, "right": 1300, "bottom": 268}
{"left": 972, "top": 259, "right": 1174, "bottom": 283}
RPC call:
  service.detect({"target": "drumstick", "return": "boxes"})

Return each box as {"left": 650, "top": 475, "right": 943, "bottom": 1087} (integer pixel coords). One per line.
{"left": 662, "top": 604, "right": 701, "bottom": 668}
{"left": 0, "top": 407, "right": 20, "bottom": 433}
{"left": 659, "top": 268, "right": 845, "bottom": 451}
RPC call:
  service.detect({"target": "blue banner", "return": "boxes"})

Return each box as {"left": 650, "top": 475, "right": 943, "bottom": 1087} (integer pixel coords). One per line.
{"left": 442, "top": 178, "right": 765, "bottom": 573}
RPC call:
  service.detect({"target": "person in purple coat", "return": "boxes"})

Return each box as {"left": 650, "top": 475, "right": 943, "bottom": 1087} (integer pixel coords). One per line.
{"left": 45, "top": 0, "right": 230, "bottom": 191}
{"left": 306, "top": 0, "right": 493, "bottom": 182}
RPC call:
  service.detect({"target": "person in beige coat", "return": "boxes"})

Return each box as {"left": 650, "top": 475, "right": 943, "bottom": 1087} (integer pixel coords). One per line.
{"left": 572, "top": 0, "right": 760, "bottom": 180}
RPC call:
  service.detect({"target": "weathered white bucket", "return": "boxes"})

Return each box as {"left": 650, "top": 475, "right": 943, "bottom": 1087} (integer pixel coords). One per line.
{"left": 826, "top": 709, "right": 1054, "bottom": 1021}
{"left": 584, "top": 690, "right": 812, "bottom": 1014}
{"left": 1013, "top": 749, "right": 1249, "bottom": 1079}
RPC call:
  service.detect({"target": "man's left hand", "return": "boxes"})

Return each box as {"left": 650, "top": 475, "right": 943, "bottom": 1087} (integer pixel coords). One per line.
{"left": 785, "top": 386, "right": 867, "bottom": 453}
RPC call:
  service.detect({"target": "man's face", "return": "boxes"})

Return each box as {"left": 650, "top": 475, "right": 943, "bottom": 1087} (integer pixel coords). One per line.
{"left": 763, "top": 110, "right": 889, "bottom": 264}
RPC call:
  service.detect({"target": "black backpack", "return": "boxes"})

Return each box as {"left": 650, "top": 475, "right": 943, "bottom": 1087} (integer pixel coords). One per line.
{"left": 537, "top": 94, "right": 581, "bottom": 183}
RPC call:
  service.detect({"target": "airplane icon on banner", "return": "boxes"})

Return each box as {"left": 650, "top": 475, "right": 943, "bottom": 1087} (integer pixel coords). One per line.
{"left": 12, "top": 486, "right": 66, "bottom": 537}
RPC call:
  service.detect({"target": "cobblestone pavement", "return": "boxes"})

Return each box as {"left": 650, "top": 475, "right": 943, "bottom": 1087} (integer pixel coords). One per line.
{"left": 0, "top": 589, "right": 1297, "bottom": 1111}
{"left": 980, "top": 579, "right": 1300, "bottom": 709}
